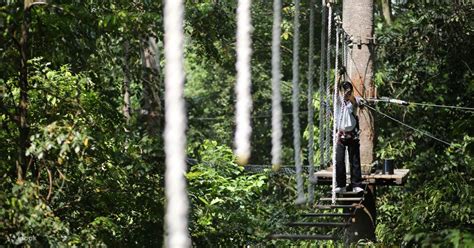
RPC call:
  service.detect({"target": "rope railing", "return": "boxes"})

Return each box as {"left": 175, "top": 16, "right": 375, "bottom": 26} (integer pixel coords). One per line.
{"left": 324, "top": 2, "right": 333, "bottom": 168}
{"left": 331, "top": 20, "right": 341, "bottom": 205}
{"left": 271, "top": 0, "right": 283, "bottom": 169}
{"left": 307, "top": 0, "right": 316, "bottom": 204}
{"left": 318, "top": 0, "right": 327, "bottom": 171}
{"left": 235, "top": 0, "right": 253, "bottom": 165}
{"left": 292, "top": 0, "right": 306, "bottom": 205}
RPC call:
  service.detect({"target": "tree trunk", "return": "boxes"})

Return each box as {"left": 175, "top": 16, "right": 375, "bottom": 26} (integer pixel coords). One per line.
{"left": 122, "top": 41, "right": 132, "bottom": 123}
{"left": 379, "top": 0, "right": 393, "bottom": 25}
{"left": 343, "top": 0, "right": 375, "bottom": 166}
{"left": 18, "top": 2, "right": 32, "bottom": 181}
{"left": 140, "top": 35, "right": 162, "bottom": 135}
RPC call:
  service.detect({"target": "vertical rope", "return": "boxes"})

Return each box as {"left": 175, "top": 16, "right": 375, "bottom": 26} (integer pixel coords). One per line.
{"left": 307, "top": 0, "right": 316, "bottom": 204}
{"left": 318, "top": 0, "right": 327, "bottom": 169}
{"left": 271, "top": 0, "right": 283, "bottom": 169}
{"left": 331, "top": 23, "right": 341, "bottom": 205}
{"left": 292, "top": 0, "right": 305, "bottom": 204}
{"left": 163, "top": 0, "right": 190, "bottom": 246}
{"left": 325, "top": 3, "right": 333, "bottom": 167}
{"left": 235, "top": 0, "right": 253, "bottom": 165}
{"left": 343, "top": 33, "right": 348, "bottom": 81}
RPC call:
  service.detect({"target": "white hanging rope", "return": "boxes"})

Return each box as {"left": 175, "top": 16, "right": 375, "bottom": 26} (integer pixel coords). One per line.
{"left": 235, "top": 0, "right": 253, "bottom": 165}
{"left": 163, "top": 0, "right": 191, "bottom": 246}
{"left": 292, "top": 0, "right": 305, "bottom": 204}
{"left": 307, "top": 0, "right": 316, "bottom": 204}
{"left": 325, "top": 3, "right": 333, "bottom": 168}
{"left": 318, "top": 0, "right": 327, "bottom": 169}
{"left": 331, "top": 23, "right": 341, "bottom": 205}
{"left": 271, "top": 0, "right": 283, "bottom": 168}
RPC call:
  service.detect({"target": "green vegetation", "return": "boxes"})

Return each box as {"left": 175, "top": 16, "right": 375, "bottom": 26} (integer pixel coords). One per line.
{"left": 0, "top": 0, "right": 472, "bottom": 246}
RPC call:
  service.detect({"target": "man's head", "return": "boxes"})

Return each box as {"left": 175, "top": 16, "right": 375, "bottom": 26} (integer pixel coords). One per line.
{"left": 340, "top": 81, "right": 353, "bottom": 99}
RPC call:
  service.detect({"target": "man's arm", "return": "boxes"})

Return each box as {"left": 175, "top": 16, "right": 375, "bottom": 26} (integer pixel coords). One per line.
{"left": 353, "top": 96, "right": 366, "bottom": 107}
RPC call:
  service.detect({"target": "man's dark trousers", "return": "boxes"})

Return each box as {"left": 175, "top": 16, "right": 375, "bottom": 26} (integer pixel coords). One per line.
{"left": 335, "top": 137, "right": 362, "bottom": 189}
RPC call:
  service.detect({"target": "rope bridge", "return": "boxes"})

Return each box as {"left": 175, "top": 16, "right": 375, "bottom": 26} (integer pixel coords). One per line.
{"left": 161, "top": 0, "right": 467, "bottom": 244}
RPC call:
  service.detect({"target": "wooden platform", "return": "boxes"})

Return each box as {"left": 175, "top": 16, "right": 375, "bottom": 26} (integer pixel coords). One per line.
{"left": 315, "top": 168, "right": 410, "bottom": 186}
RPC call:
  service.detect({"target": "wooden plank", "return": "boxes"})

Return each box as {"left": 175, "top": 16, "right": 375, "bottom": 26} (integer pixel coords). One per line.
{"left": 314, "top": 169, "right": 410, "bottom": 186}
{"left": 315, "top": 204, "right": 362, "bottom": 209}
{"left": 287, "top": 222, "right": 350, "bottom": 227}
{"left": 268, "top": 234, "right": 336, "bottom": 240}
{"left": 302, "top": 213, "right": 352, "bottom": 217}
{"left": 320, "top": 197, "right": 363, "bottom": 201}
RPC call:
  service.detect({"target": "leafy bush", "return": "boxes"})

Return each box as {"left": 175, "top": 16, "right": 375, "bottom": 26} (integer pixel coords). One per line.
{"left": 187, "top": 140, "right": 271, "bottom": 246}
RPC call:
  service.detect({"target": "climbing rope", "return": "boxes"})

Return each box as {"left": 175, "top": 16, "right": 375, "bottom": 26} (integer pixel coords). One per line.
{"left": 271, "top": 0, "right": 283, "bottom": 169}
{"left": 235, "top": 0, "right": 253, "bottom": 165}
{"left": 324, "top": 3, "right": 333, "bottom": 167}
{"left": 318, "top": 0, "right": 327, "bottom": 170}
{"left": 307, "top": 0, "right": 316, "bottom": 204}
{"left": 292, "top": 0, "right": 305, "bottom": 204}
{"left": 342, "top": 31, "right": 349, "bottom": 82}
{"left": 163, "top": 0, "right": 191, "bottom": 246}
{"left": 331, "top": 20, "right": 341, "bottom": 205}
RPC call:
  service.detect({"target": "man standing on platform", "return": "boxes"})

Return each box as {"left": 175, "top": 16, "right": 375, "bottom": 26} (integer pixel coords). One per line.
{"left": 334, "top": 81, "right": 364, "bottom": 193}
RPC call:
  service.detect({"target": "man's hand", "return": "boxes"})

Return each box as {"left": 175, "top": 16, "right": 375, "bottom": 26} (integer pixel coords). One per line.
{"left": 338, "top": 66, "right": 346, "bottom": 76}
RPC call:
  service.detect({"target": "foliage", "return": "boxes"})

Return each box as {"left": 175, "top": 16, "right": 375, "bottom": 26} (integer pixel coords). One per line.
{"left": 187, "top": 140, "right": 270, "bottom": 246}
{"left": 374, "top": 2, "right": 474, "bottom": 247}
{"left": 0, "top": 0, "right": 472, "bottom": 246}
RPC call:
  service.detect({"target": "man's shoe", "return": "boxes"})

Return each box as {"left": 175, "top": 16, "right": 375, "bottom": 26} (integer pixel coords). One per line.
{"left": 334, "top": 187, "right": 345, "bottom": 193}
{"left": 353, "top": 187, "right": 364, "bottom": 193}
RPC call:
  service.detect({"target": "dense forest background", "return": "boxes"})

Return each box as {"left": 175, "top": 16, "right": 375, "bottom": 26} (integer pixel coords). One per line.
{"left": 1, "top": 0, "right": 473, "bottom": 246}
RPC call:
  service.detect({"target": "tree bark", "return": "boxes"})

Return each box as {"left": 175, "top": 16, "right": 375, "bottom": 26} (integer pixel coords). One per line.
{"left": 379, "top": 0, "right": 393, "bottom": 25}
{"left": 140, "top": 35, "right": 162, "bottom": 135}
{"left": 18, "top": 2, "right": 32, "bottom": 181}
{"left": 343, "top": 0, "right": 375, "bottom": 166}
{"left": 122, "top": 41, "right": 132, "bottom": 123}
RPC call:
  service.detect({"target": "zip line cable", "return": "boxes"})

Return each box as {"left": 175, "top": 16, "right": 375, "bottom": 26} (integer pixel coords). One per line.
{"left": 341, "top": 69, "right": 452, "bottom": 146}
{"left": 364, "top": 104, "right": 452, "bottom": 146}
{"left": 367, "top": 97, "right": 474, "bottom": 112}
{"left": 406, "top": 101, "right": 474, "bottom": 112}
{"left": 191, "top": 111, "right": 309, "bottom": 121}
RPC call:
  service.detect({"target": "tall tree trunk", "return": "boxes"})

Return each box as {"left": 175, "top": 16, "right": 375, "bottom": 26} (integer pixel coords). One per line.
{"left": 18, "top": 2, "right": 32, "bottom": 181}
{"left": 343, "top": 0, "right": 375, "bottom": 166}
{"left": 122, "top": 41, "right": 132, "bottom": 123}
{"left": 140, "top": 35, "right": 162, "bottom": 135}
{"left": 379, "top": 0, "right": 393, "bottom": 25}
